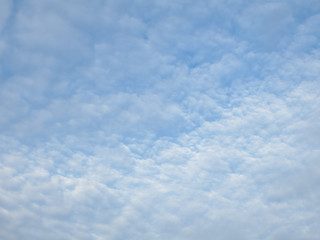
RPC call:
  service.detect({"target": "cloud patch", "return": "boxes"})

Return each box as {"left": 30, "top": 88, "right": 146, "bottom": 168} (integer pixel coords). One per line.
{"left": 1, "top": 0, "right": 320, "bottom": 240}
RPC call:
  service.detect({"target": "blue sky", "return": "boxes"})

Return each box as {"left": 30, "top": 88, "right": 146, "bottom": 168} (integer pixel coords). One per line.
{"left": 0, "top": 0, "right": 320, "bottom": 239}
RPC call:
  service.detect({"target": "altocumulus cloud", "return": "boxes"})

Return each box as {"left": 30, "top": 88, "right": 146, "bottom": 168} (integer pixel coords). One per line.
{"left": 0, "top": 0, "right": 320, "bottom": 239}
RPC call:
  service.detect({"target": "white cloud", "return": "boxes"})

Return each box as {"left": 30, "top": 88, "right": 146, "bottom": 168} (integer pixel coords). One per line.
{"left": 1, "top": 0, "right": 320, "bottom": 239}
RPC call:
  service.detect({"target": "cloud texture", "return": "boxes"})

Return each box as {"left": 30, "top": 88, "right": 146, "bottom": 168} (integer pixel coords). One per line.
{"left": 0, "top": 0, "right": 320, "bottom": 239}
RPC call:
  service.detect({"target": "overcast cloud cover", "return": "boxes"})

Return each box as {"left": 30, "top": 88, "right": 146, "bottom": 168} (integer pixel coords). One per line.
{"left": 0, "top": 0, "right": 320, "bottom": 239}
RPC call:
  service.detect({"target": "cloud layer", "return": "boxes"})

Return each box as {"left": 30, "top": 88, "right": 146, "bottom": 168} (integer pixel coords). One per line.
{"left": 1, "top": 0, "right": 320, "bottom": 239}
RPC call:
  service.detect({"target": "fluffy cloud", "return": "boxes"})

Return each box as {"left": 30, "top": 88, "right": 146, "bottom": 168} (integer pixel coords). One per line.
{"left": 0, "top": 0, "right": 320, "bottom": 240}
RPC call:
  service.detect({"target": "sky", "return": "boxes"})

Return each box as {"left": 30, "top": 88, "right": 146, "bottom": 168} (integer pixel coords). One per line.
{"left": 0, "top": 0, "right": 320, "bottom": 239}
